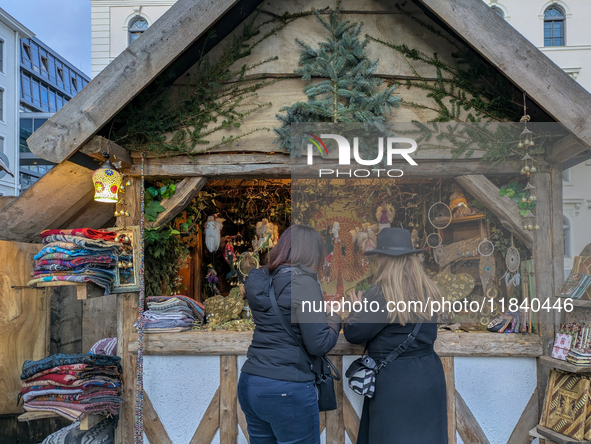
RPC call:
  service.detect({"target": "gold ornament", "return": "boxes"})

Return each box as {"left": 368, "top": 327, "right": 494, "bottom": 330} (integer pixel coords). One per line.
{"left": 534, "top": 224, "right": 540, "bottom": 230}
{"left": 530, "top": 166, "right": 537, "bottom": 173}
{"left": 114, "top": 211, "right": 120, "bottom": 217}
{"left": 124, "top": 211, "right": 130, "bottom": 217}
{"left": 126, "top": 181, "right": 132, "bottom": 187}
{"left": 527, "top": 224, "right": 534, "bottom": 230}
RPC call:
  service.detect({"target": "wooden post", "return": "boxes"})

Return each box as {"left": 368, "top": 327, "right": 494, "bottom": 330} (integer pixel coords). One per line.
{"left": 194, "top": 227, "right": 204, "bottom": 302}
{"left": 326, "top": 356, "right": 345, "bottom": 444}
{"left": 532, "top": 171, "right": 555, "bottom": 415}
{"left": 116, "top": 176, "right": 142, "bottom": 228}
{"left": 441, "top": 357, "right": 456, "bottom": 444}
{"left": 220, "top": 355, "right": 238, "bottom": 444}
{"left": 115, "top": 292, "right": 139, "bottom": 444}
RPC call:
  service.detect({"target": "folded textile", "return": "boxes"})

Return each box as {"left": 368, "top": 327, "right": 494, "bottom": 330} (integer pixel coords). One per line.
{"left": 35, "top": 257, "right": 115, "bottom": 268}
{"left": 23, "top": 388, "right": 84, "bottom": 403}
{"left": 26, "top": 400, "right": 121, "bottom": 415}
{"left": 144, "top": 327, "right": 191, "bottom": 333}
{"left": 41, "top": 228, "right": 118, "bottom": 242}
{"left": 42, "top": 235, "right": 122, "bottom": 253}
{"left": 89, "top": 338, "right": 118, "bottom": 356}
{"left": 146, "top": 295, "right": 205, "bottom": 323}
{"left": 22, "top": 376, "right": 120, "bottom": 388}
{"left": 23, "top": 403, "right": 82, "bottom": 421}
{"left": 26, "top": 373, "right": 80, "bottom": 385}
{"left": 23, "top": 364, "right": 88, "bottom": 381}
{"left": 31, "top": 394, "right": 123, "bottom": 404}
{"left": 34, "top": 247, "right": 103, "bottom": 260}
{"left": 143, "top": 310, "right": 194, "bottom": 321}
{"left": 139, "top": 318, "right": 194, "bottom": 329}
{"left": 27, "top": 275, "right": 112, "bottom": 295}
{"left": 40, "top": 416, "right": 117, "bottom": 444}
{"left": 21, "top": 353, "right": 121, "bottom": 380}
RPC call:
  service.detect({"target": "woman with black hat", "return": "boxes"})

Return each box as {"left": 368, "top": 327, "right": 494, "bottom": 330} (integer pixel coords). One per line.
{"left": 344, "top": 227, "right": 448, "bottom": 444}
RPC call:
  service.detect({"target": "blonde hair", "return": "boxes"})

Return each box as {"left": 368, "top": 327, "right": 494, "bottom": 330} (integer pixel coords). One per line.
{"left": 373, "top": 254, "right": 443, "bottom": 324}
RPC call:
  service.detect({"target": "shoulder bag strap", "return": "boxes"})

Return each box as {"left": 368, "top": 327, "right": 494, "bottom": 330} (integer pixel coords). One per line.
{"left": 378, "top": 322, "right": 422, "bottom": 370}
{"left": 268, "top": 277, "right": 340, "bottom": 380}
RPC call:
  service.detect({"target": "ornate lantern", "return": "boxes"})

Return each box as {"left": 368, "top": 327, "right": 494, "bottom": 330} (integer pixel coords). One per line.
{"left": 92, "top": 155, "right": 122, "bottom": 203}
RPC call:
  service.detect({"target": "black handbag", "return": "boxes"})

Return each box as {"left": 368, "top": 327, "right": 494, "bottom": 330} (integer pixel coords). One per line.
{"left": 268, "top": 277, "right": 341, "bottom": 412}
{"left": 345, "top": 323, "right": 422, "bottom": 398}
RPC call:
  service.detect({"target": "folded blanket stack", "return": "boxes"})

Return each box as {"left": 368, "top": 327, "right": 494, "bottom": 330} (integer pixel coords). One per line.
{"left": 566, "top": 348, "right": 591, "bottom": 366}
{"left": 138, "top": 295, "right": 206, "bottom": 333}
{"left": 20, "top": 346, "right": 123, "bottom": 422}
{"left": 27, "top": 228, "right": 129, "bottom": 295}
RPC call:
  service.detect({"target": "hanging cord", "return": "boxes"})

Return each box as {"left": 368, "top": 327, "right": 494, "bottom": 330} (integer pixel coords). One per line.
{"left": 134, "top": 153, "right": 146, "bottom": 443}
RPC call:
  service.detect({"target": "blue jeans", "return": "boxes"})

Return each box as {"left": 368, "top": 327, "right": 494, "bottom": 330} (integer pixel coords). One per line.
{"left": 238, "top": 372, "right": 320, "bottom": 444}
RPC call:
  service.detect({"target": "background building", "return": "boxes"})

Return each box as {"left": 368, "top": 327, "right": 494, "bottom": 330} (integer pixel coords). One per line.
{"left": 0, "top": 8, "right": 32, "bottom": 197}
{"left": 485, "top": 0, "right": 591, "bottom": 275}
{"left": 90, "top": 0, "right": 175, "bottom": 77}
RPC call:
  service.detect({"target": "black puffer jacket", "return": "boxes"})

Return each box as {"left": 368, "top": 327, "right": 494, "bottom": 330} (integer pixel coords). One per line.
{"left": 241, "top": 264, "right": 342, "bottom": 382}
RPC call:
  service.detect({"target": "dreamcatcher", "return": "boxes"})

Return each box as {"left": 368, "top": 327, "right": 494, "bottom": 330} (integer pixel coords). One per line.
{"left": 427, "top": 232, "right": 444, "bottom": 265}
{"left": 237, "top": 252, "right": 260, "bottom": 281}
{"left": 428, "top": 182, "right": 452, "bottom": 230}
{"left": 503, "top": 234, "right": 521, "bottom": 298}
{"left": 478, "top": 238, "right": 496, "bottom": 298}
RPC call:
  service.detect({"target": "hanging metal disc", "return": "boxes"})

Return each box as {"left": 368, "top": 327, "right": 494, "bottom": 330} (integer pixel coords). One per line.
{"left": 478, "top": 238, "right": 495, "bottom": 257}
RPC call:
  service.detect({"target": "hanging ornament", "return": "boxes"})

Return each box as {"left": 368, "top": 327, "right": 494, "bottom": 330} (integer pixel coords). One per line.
{"left": 504, "top": 235, "right": 521, "bottom": 295}
{"left": 92, "top": 153, "right": 122, "bottom": 203}
{"left": 478, "top": 238, "right": 495, "bottom": 257}
{"left": 429, "top": 182, "right": 452, "bottom": 230}
{"left": 427, "top": 232, "right": 442, "bottom": 248}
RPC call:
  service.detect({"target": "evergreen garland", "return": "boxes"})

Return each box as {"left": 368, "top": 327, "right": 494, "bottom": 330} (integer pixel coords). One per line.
{"left": 114, "top": 14, "right": 302, "bottom": 155}
{"left": 274, "top": 2, "right": 400, "bottom": 154}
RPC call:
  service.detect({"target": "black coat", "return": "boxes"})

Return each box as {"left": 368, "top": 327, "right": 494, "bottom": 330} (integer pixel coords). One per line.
{"left": 241, "top": 264, "right": 342, "bottom": 382}
{"left": 344, "top": 285, "right": 448, "bottom": 444}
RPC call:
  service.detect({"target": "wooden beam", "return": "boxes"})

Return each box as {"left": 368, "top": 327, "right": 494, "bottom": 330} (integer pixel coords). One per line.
{"left": 343, "top": 394, "right": 360, "bottom": 444}
{"left": 129, "top": 331, "right": 543, "bottom": 357}
{"left": 190, "top": 388, "right": 220, "bottom": 444}
{"left": 26, "top": 0, "right": 241, "bottom": 164}
{"left": 64, "top": 200, "right": 116, "bottom": 230}
{"left": 546, "top": 134, "right": 589, "bottom": 165}
{"left": 128, "top": 157, "right": 523, "bottom": 179}
{"left": 532, "top": 172, "right": 555, "bottom": 415}
{"left": 441, "top": 358, "right": 456, "bottom": 444}
{"left": 116, "top": 177, "right": 142, "bottom": 227}
{"left": 506, "top": 390, "right": 539, "bottom": 444}
{"left": 220, "top": 355, "right": 238, "bottom": 444}
{"left": 237, "top": 404, "right": 250, "bottom": 444}
{"left": 418, "top": 0, "right": 591, "bottom": 151}
{"left": 153, "top": 177, "right": 207, "bottom": 228}
{"left": 455, "top": 175, "right": 534, "bottom": 250}
{"left": 114, "top": 293, "right": 139, "bottom": 444}
{"left": 0, "top": 162, "right": 93, "bottom": 243}
{"left": 80, "top": 136, "right": 133, "bottom": 169}
{"left": 456, "top": 390, "right": 490, "bottom": 444}
{"left": 46, "top": 189, "right": 96, "bottom": 230}
{"left": 143, "top": 392, "right": 173, "bottom": 444}
{"left": 326, "top": 356, "right": 345, "bottom": 444}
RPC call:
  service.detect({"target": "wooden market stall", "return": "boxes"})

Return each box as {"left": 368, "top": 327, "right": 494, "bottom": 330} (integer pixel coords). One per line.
{"left": 2, "top": 0, "right": 591, "bottom": 443}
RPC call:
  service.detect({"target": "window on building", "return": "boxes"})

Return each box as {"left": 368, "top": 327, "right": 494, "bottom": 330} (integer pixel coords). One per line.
{"left": 0, "top": 136, "right": 3, "bottom": 153}
{"left": 491, "top": 6, "right": 505, "bottom": 18}
{"left": 23, "top": 43, "right": 31, "bottom": 60}
{"left": 545, "top": 6, "right": 565, "bottom": 46}
{"left": 56, "top": 66, "right": 64, "bottom": 84}
{"left": 41, "top": 56, "right": 49, "bottom": 72}
{"left": 0, "top": 89, "right": 3, "bottom": 121}
{"left": 71, "top": 77, "right": 78, "bottom": 92}
{"left": 563, "top": 168, "right": 571, "bottom": 182}
{"left": 0, "top": 40, "right": 3, "bottom": 73}
{"left": 564, "top": 215, "right": 571, "bottom": 257}
{"left": 129, "top": 17, "right": 148, "bottom": 45}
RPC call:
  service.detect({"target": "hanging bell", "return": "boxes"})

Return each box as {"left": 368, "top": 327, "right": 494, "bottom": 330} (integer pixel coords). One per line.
{"left": 527, "top": 198, "right": 532, "bottom": 204}
{"left": 126, "top": 181, "right": 132, "bottom": 187}
{"left": 530, "top": 195, "right": 537, "bottom": 202}
{"left": 520, "top": 168, "right": 526, "bottom": 175}
{"left": 529, "top": 139, "right": 535, "bottom": 146}
{"left": 517, "top": 142, "right": 524, "bottom": 149}
{"left": 527, "top": 224, "right": 534, "bottom": 230}
{"left": 127, "top": 262, "right": 133, "bottom": 268}
{"left": 523, "top": 224, "right": 529, "bottom": 230}
{"left": 123, "top": 235, "right": 130, "bottom": 243}
{"left": 521, "top": 196, "right": 527, "bottom": 203}
{"left": 124, "top": 212, "right": 130, "bottom": 217}
{"left": 534, "top": 224, "right": 540, "bottom": 230}
{"left": 524, "top": 165, "right": 530, "bottom": 172}
{"left": 408, "top": 221, "right": 414, "bottom": 227}
{"left": 118, "top": 262, "right": 124, "bottom": 268}
{"left": 114, "top": 211, "right": 120, "bottom": 217}
{"left": 530, "top": 166, "right": 537, "bottom": 173}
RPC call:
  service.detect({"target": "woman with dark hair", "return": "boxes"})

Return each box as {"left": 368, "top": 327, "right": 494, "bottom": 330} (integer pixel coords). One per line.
{"left": 344, "top": 227, "right": 447, "bottom": 444}
{"left": 238, "top": 225, "right": 342, "bottom": 444}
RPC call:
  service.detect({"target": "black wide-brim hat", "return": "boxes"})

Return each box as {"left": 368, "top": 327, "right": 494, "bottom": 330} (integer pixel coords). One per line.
{"left": 364, "top": 227, "right": 427, "bottom": 257}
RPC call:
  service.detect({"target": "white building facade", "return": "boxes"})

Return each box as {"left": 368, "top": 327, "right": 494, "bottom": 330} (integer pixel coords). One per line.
{"left": 90, "top": 0, "right": 176, "bottom": 78}
{"left": 0, "top": 9, "right": 32, "bottom": 196}
{"left": 485, "top": 0, "right": 591, "bottom": 274}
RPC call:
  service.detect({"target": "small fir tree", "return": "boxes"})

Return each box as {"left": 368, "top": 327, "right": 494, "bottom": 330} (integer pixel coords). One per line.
{"left": 274, "top": 2, "right": 400, "bottom": 155}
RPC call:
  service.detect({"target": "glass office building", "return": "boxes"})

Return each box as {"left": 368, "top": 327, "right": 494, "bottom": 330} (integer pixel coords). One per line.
{"left": 19, "top": 38, "right": 89, "bottom": 190}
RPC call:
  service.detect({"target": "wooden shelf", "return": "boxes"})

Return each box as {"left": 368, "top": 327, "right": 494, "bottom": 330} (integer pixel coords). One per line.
{"left": 539, "top": 355, "right": 591, "bottom": 374}
{"left": 449, "top": 214, "right": 485, "bottom": 224}
{"left": 535, "top": 425, "right": 590, "bottom": 444}
{"left": 31, "top": 282, "right": 106, "bottom": 300}
{"left": 18, "top": 412, "right": 103, "bottom": 430}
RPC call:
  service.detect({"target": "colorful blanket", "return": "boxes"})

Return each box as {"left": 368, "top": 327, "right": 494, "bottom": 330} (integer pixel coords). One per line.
{"left": 23, "top": 403, "right": 82, "bottom": 421}
{"left": 42, "top": 235, "right": 122, "bottom": 253}
{"left": 21, "top": 354, "right": 121, "bottom": 380}
{"left": 146, "top": 295, "right": 205, "bottom": 323}
{"left": 28, "top": 275, "right": 112, "bottom": 294}
{"left": 89, "top": 338, "right": 118, "bottom": 356}
{"left": 41, "top": 228, "right": 118, "bottom": 241}
{"left": 35, "top": 256, "right": 115, "bottom": 268}
{"left": 40, "top": 416, "right": 117, "bottom": 444}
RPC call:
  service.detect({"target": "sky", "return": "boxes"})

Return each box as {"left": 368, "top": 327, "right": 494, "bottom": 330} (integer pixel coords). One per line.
{"left": 2, "top": 0, "right": 92, "bottom": 76}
